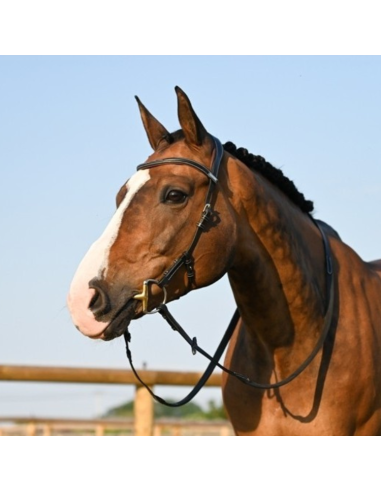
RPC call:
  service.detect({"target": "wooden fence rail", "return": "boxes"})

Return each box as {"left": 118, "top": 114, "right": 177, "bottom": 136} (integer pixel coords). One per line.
{"left": 0, "top": 364, "right": 230, "bottom": 436}
{"left": 0, "top": 417, "right": 232, "bottom": 436}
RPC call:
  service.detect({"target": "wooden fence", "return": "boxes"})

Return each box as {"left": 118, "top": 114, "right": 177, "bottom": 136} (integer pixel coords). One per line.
{"left": 0, "top": 364, "right": 233, "bottom": 436}
{"left": 0, "top": 417, "right": 232, "bottom": 436}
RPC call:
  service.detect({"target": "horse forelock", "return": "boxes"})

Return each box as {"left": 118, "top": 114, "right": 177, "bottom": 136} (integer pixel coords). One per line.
{"left": 155, "top": 130, "right": 184, "bottom": 150}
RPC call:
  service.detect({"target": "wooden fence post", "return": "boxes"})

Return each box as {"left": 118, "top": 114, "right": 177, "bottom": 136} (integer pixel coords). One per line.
{"left": 95, "top": 424, "right": 104, "bottom": 436}
{"left": 134, "top": 385, "right": 154, "bottom": 436}
{"left": 43, "top": 425, "right": 52, "bottom": 436}
{"left": 26, "top": 422, "right": 37, "bottom": 436}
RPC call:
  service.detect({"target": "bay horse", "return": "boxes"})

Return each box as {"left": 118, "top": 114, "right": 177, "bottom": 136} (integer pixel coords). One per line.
{"left": 67, "top": 87, "right": 381, "bottom": 435}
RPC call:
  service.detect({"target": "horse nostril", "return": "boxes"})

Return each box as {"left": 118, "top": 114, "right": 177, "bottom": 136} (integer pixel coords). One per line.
{"left": 88, "top": 290, "right": 100, "bottom": 310}
{"left": 88, "top": 279, "right": 111, "bottom": 317}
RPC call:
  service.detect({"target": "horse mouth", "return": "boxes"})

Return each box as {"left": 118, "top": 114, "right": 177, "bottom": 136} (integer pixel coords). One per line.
{"left": 96, "top": 298, "right": 140, "bottom": 341}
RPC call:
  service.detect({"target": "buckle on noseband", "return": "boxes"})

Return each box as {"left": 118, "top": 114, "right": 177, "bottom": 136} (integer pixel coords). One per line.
{"left": 133, "top": 279, "right": 167, "bottom": 314}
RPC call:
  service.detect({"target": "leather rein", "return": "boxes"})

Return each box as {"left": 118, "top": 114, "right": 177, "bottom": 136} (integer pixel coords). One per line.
{"left": 123, "top": 136, "right": 335, "bottom": 407}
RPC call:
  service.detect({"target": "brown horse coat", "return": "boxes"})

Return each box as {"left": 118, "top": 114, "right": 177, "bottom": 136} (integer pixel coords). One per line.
{"left": 67, "top": 88, "right": 381, "bottom": 435}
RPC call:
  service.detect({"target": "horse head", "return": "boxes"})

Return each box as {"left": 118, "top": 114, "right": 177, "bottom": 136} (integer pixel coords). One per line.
{"left": 67, "top": 87, "right": 237, "bottom": 341}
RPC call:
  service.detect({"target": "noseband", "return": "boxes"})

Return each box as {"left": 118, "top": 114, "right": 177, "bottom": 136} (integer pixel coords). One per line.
{"left": 124, "top": 136, "right": 335, "bottom": 407}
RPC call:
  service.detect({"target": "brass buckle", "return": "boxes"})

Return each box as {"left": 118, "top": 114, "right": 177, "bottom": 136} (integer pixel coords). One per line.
{"left": 133, "top": 279, "right": 167, "bottom": 314}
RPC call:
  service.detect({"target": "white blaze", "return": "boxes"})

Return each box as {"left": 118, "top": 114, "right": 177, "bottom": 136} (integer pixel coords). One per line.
{"left": 67, "top": 169, "right": 151, "bottom": 337}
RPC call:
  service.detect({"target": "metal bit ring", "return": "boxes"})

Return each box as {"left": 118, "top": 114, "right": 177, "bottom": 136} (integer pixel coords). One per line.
{"left": 133, "top": 279, "right": 167, "bottom": 314}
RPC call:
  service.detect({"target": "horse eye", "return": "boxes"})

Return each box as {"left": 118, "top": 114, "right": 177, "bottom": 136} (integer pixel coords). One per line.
{"left": 165, "top": 189, "right": 187, "bottom": 204}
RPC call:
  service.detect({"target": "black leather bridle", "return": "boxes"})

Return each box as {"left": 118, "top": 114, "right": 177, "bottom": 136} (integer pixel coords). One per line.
{"left": 132, "top": 135, "right": 224, "bottom": 311}
{"left": 124, "top": 135, "right": 335, "bottom": 407}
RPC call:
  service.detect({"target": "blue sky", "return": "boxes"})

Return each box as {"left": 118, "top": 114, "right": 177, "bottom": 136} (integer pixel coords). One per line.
{"left": 1, "top": 56, "right": 381, "bottom": 418}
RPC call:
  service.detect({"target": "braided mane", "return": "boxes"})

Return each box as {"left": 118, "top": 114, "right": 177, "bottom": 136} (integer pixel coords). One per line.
{"left": 223, "top": 142, "right": 314, "bottom": 214}
{"left": 164, "top": 131, "right": 313, "bottom": 214}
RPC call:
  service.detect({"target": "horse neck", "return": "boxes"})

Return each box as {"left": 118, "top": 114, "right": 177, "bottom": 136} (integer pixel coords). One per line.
{"left": 225, "top": 158, "right": 327, "bottom": 353}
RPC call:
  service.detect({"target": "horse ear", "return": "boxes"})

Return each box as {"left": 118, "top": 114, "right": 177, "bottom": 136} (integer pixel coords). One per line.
{"left": 175, "top": 86, "right": 207, "bottom": 146}
{"left": 135, "top": 96, "right": 169, "bottom": 150}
